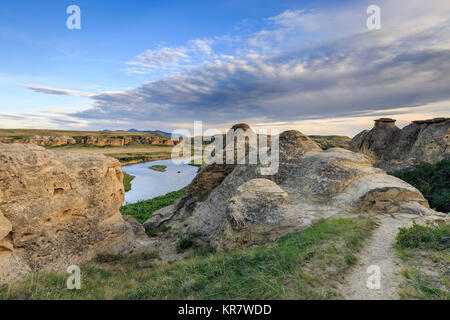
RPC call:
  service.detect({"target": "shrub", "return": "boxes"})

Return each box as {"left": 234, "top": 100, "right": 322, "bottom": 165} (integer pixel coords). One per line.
{"left": 395, "top": 222, "right": 450, "bottom": 250}
{"left": 388, "top": 159, "right": 450, "bottom": 212}
{"left": 146, "top": 225, "right": 172, "bottom": 237}
{"left": 176, "top": 231, "right": 203, "bottom": 253}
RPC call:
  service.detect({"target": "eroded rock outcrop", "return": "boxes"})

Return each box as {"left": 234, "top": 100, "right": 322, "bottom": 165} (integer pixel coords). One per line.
{"left": 25, "top": 135, "right": 77, "bottom": 147}
{"left": 0, "top": 144, "right": 135, "bottom": 284}
{"left": 0, "top": 134, "right": 176, "bottom": 147}
{"left": 350, "top": 117, "right": 450, "bottom": 170}
{"left": 144, "top": 125, "right": 442, "bottom": 250}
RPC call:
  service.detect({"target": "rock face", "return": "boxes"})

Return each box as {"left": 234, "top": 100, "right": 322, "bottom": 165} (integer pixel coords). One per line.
{"left": 24, "top": 135, "right": 77, "bottom": 147}
{"left": 225, "top": 179, "right": 291, "bottom": 247}
{"left": 86, "top": 135, "right": 174, "bottom": 147}
{"left": 0, "top": 144, "right": 135, "bottom": 284}
{"left": 350, "top": 117, "right": 450, "bottom": 170}
{"left": 145, "top": 124, "right": 440, "bottom": 250}
{"left": 0, "top": 134, "right": 175, "bottom": 147}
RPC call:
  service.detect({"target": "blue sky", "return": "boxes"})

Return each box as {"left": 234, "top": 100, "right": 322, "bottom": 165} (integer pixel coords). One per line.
{"left": 0, "top": 0, "right": 449, "bottom": 135}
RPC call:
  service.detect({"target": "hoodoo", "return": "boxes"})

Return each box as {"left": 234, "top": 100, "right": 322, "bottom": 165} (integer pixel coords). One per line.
{"left": 350, "top": 117, "right": 449, "bottom": 170}
{"left": 144, "top": 124, "right": 442, "bottom": 251}
{"left": 0, "top": 144, "right": 136, "bottom": 284}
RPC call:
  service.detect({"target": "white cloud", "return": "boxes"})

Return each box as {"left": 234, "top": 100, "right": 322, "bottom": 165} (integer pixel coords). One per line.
{"left": 267, "top": 9, "right": 318, "bottom": 30}
{"left": 15, "top": 0, "right": 450, "bottom": 135}
{"left": 124, "top": 39, "right": 216, "bottom": 75}
{"left": 125, "top": 46, "right": 189, "bottom": 72}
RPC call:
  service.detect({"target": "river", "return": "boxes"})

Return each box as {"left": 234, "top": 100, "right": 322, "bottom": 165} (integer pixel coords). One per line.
{"left": 122, "top": 159, "right": 199, "bottom": 204}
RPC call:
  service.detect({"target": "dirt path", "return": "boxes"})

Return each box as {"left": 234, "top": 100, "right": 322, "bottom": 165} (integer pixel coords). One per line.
{"left": 340, "top": 215, "right": 415, "bottom": 300}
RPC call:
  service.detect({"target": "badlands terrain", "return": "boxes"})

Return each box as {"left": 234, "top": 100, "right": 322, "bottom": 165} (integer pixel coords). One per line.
{"left": 0, "top": 118, "right": 448, "bottom": 299}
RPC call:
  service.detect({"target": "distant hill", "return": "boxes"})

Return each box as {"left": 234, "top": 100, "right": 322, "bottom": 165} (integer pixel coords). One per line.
{"left": 102, "top": 129, "right": 173, "bottom": 137}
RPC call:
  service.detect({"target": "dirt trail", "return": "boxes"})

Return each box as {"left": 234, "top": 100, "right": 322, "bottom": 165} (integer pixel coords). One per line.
{"left": 340, "top": 215, "right": 416, "bottom": 300}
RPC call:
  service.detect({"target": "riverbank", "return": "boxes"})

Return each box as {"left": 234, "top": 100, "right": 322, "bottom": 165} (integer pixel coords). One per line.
{"left": 121, "top": 158, "right": 198, "bottom": 204}
{"left": 40, "top": 143, "right": 174, "bottom": 166}
{"left": 123, "top": 172, "right": 135, "bottom": 192}
{"left": 119, "top": 156, "right": 171, "bottom": 166}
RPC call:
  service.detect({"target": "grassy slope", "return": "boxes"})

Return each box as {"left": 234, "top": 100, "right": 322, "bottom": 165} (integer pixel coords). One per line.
{"left": 395, "top": 222, "right": 450, "bottom": 300}
{"left": 123, "top": 172, "right": 135, "bottom": 192}
{"left": 309, "top": 135, "right": 351, "bottom": 150}
{"left": 120, "top": 189, "right": 187, "bottom": 223}
{"left": 0, "top": 217, "right": 375, "bottom": 300}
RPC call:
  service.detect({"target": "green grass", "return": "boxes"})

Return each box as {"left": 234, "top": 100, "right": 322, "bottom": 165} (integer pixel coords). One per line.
{"left": 388, "top": 159, "right": 450, "bottom": 212}
{"left": 123, "top": 172, "right": 135, "bottom": 192}
{"left": 0, "top": 217, "right": 375, "bottom": 300}
{"left": 395, "top": 222, "right": 449, "bottom": 300}
{"left": 398, "top": 267, "right": 449, "bottom": 300}
{"left": 120, "top": 189, "right": 186, "bottom": 223}
{"left": 308, "top": 135, "right": 351, "bottom": 150}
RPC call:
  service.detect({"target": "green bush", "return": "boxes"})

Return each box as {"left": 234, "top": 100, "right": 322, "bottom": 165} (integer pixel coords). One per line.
{"left": 395, "top": 222, "right": 450, "bottom": 250}
{"left": 388, "top": 159, "right": 450, "bottom": 212}
{"left": 176, "top": 231, "right": 203, "bottom": 253}
{"left": 146, "top": 225, "right": 171, "bottom": 237}
{"left": 120, "top": 189, "right": 186, "bottom": 223}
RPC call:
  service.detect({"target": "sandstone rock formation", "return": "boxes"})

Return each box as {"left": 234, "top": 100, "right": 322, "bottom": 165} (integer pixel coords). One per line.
{"left": 131, "top": 135, "right": 175, "bottom": 146}
{"left": 0, "top": 133, "right": 175, "bottom": 148}
{"left": 145, "top": 125, "right": 441, "bottom": 250}
{"left": 0, "top": 144, "right": 135, "bottom": 284}
{"left": 350, "top": 117, "right": 450, "bottom": 170}
{"left": 24, "top": 135, "right": 77, "bottom": 147}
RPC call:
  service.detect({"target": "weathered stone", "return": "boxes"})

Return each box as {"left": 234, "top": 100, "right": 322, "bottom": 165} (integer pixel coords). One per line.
{"left": 24, "top": 135, "right": 77, "bottom": 147}
{"left": 1, "top": 134, "right": 176, "bottom": 148}
{"left": 224, "top": 179, "right": 291, "bottom": 248}
{"left": 145, "top": 126, "right": 440, "bottom": 251}
{"left": 0, "top": 143, "right": 135, "bottom": 284}
{"left": 278, "top": 130, "right": 322, "bottom": 162}
{"left": 124, "top": 216, "right": 146, "bottom": 236}
{"left": 350, "top": 117, "right": 449, "bottom": 170}
{"left": 231, "top": 123, "right": 251, "bottom": 132}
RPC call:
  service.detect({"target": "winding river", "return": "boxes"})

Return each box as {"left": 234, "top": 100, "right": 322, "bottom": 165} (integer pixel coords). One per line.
{"left": 122, "top": 159, "right": 199, "bottom": 204}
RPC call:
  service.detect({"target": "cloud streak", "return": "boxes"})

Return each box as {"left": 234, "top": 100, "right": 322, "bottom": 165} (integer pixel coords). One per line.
{"left": 20, "top": 84, "right": 93, "bottom": 97}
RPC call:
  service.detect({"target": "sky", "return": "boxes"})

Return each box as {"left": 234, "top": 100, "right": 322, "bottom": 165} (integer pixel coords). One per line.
{"left": 0, "top": 0, "right": 449, "bottom": 137}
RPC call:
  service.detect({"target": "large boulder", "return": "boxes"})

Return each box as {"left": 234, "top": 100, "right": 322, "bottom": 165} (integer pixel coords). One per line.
{"left": 224, "top": 179, "right": 291, "bottom": 248}
{"left": 0, "top": 144, "right": 135, "bottom": 284}
{"left": 145, "top": 126, "right": 441, "bottom": 250}
{"left": 350, "top": 117, "right": 449, "bottom": 170}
